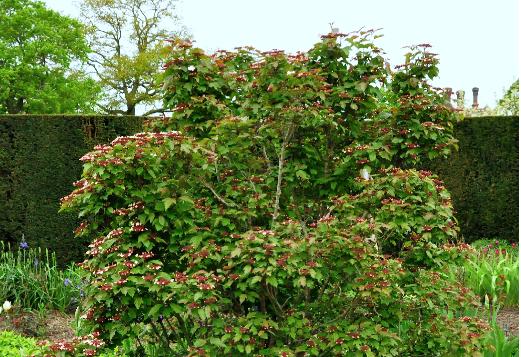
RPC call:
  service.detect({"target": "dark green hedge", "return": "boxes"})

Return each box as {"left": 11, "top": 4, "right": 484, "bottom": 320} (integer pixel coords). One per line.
{"left": 0, "top": 115, "right": 517, "bottom": 265}
{"left": 429, "top": 116, "right": 519, "bottom": 243}
{"left": 0, "top": 115, "right": 143, "bottom": 266}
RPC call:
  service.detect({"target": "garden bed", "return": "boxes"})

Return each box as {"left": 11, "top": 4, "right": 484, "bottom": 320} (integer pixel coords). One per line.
{"left": 0, "top": 309, "right": 74, "bottom": 341}
{"left": 497, "top": 307, "right": 519, "bottom": 337}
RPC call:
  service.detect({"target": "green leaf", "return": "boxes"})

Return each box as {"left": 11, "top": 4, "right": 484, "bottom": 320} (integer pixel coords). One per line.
{"left": 163, "top": 197, "right": 176, "bottom": 210}
{"left": 148, "top": 304, "right": 162, "bottom": 317}
{"left": 266, "top": 276, "right": 278, "bottom": 287}
{"left": 194, "top": 339, "right": 206, "bottom": 347}
{"left": 243, "top": 265, "right": 252, "bottom": 275}
{"left": 209, "top": 337, "right": 226, "bottom": 348}
{"left": 296, "top": 170, "right": 309, "bottom": 180}
{"left": 158, "top": 215, "right": 166, "bottom": 227}
{"left": 197, "top": 308, "right": 207, "bottom": 320}
{"left": 356, "top": 81, "right": 368, "bottom": 92}
{"left": 231, "top": 247, "right": 242, "bottom": 258}
{"left": 250, "top": 276, "right": 262, "bottom": 285}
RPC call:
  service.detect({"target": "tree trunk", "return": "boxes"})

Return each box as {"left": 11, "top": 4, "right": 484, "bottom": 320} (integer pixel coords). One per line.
{"left": 126, "top": 104, "right": 136, "bottom": 116}
{"left": 6, "top": 97, "right": 24, "bottom": 114}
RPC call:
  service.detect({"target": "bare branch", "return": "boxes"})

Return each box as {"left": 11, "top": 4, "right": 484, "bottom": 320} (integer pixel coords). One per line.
{"left": 272, "top": 126, "right": 293, "bottom": 224}
{"left": 96, "top": 102, "right": 126, "bottom": 115}
{"left": 263, "top": 282, "right": 284, "bottom": 318}
{"left": 141, "top": 107, "right": 171, "bottom": 116}
{"left": 202, "top": 180, "right": 236, "bottom": 207}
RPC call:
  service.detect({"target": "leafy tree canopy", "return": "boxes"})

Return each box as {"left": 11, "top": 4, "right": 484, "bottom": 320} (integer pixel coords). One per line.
{"left": 496, "top": 79, "right": 519, "bottom": 116}
{"left": 0, "top": 0, "right": 100, "bottom": 114}
{"left": 80, "top": 0, "right": 187, "bottom": 116}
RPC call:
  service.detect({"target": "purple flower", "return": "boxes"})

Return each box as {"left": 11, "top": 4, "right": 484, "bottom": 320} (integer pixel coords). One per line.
{"left": 19, "top": 241, "right": 28, "bottom": 249}
{"left": 64, "top": 278, "right": 71, "bottom": 287}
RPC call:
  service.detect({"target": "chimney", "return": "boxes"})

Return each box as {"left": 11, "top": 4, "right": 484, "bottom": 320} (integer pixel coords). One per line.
{"left": 456, "top": 90, "right": 465, "bottom": 109}
{"left": 472, "top": 87, "right": 479, "bottom": 109}
{"left": 444, "top": 87, "right": 453, "bottom": 107}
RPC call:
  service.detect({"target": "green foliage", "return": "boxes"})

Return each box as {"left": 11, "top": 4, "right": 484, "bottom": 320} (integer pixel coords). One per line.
{"left": 0, "top": 242, "right": 83, "bottom": 311}
{"left": 63, "top": 31, "right": 490, "bottom": 355}
{"left": 429, "top": 116, "right": 518, "bottom": 243}
{"left": 484, "top": 320, "right": 519, "bottom": 357}
{"left": 444, "top": 239, "right": 519, "bottom": 308}
{"left": 0, "top": 115, "right": 144, "bottom": 265}
{"left": 37, "top": 332, "right": 107, "bottom": 356}
{"left": 472, "top": 239, "right": 519, "bottom": 255}
{"left": 480, "top": 303, "right": 519, "bottom": 357}
{"left": 496, "top": 80, "right": 519, "bottom": 116}
{"left": 0, "top": 0, "right": 100, "bottom": 114}
{"left": 80, "top": 0, "right": 187, "bottom": 115}
{"left": 346, "top": 168, "right": 458, "bottom": 266}
{"left": 0, "top": 331, "right": 40, "bottom": 356}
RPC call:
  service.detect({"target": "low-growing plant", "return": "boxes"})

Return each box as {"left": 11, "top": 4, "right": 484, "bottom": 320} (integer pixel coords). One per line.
{"left": 62, "top": 30, "right": 490, "bottom": 355}
{"left": 0, "top": 330, "right": 40, "bottom": 356}
{"left": 483, "top": 318, "right": 519, "bottom": 357}
{"left": 472, "top": 239, "right": 518, "bottom": 257}
{"left": 482, "top": 303, "right": 519, "bottom": 357}
{"left": 444, "top": 240, "right": 519, "bottom": 307}
{"left": 0, "top": 242, "right": 84, "bottom": 312}
{"left": 447, "top": 301, "right": 520, "bottom": 357}
{"left": 37, "top": 332, "right": 107, "bottom": 356}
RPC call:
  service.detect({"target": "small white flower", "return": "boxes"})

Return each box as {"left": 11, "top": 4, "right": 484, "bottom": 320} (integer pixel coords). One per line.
{"left": 187, "top": 65, "right": 196, "bottom": 71}
{"left": 287, "top": 70, "right": 295, "bottom": 75}
{"left": 3, "top": 301, "right": 12, "bottom": 311}
{"left": 360, "top": 168, "right": 372, "bottom": 181}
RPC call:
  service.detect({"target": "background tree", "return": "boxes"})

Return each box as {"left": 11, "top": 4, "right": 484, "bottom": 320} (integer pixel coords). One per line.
{"left": 80, "top": 0, "right": 186, "bottom": 116}
{"left": 496, "top": 79, "right": 519, "bottom": 116}
{"left": 0, "top": 0, "right": 100, "bottom": 114}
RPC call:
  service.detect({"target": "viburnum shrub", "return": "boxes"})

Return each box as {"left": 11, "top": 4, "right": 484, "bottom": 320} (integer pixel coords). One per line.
{"left": 62, "top": 30, "right": 490, "bottom": 356}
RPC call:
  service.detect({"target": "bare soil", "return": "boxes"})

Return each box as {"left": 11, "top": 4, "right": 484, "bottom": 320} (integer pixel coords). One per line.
{"left": 0, "top": 309, "right": 74, "bottom": 341}
{"left": 496, "top": 307, "right": 519, "bottom": 337}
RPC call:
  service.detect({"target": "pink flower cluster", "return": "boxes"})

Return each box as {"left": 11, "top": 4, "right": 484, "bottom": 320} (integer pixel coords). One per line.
{"left": 37, "top": 332, "right": 104, "bottom": 355}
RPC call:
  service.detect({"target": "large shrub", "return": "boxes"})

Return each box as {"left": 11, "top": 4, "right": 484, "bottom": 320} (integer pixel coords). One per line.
{"left": 62, "top": 31, "right": 489, "bottom": 356}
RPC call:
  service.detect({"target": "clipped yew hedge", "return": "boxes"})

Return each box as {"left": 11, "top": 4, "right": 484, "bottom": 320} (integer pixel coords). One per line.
{"left": 430, "top": 115, "right": 518, "bottom": 243}
{"left": 0, "top": 115, "right": 144, "bottom": 265}
{"left": 0, "top": 114, "right": 516, "bottom": 266}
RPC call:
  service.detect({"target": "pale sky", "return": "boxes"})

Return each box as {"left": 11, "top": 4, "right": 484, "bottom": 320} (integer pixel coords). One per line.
{"left": 43, "top": 0, "right": 518, "bottom": 109}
